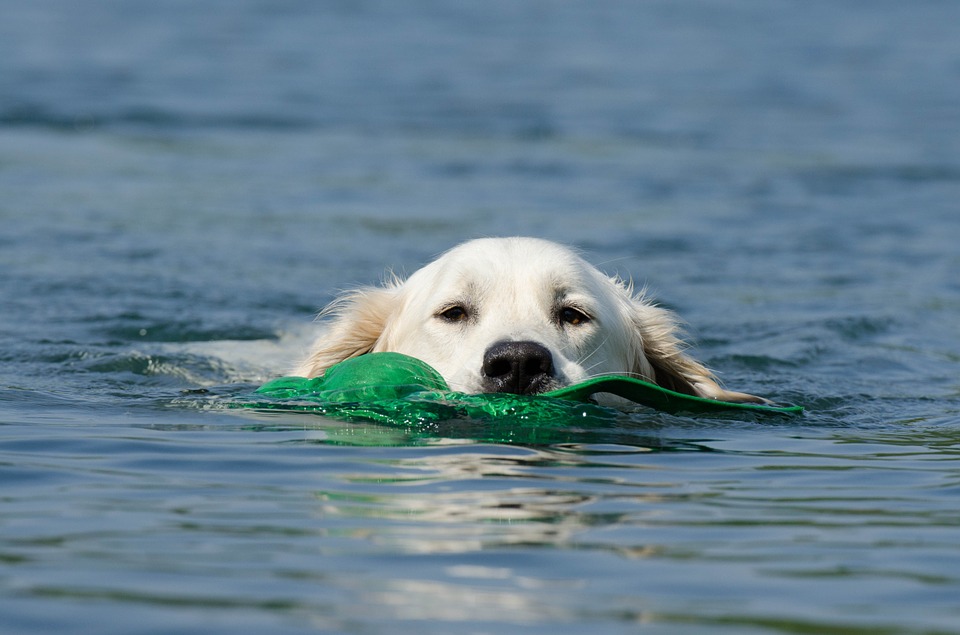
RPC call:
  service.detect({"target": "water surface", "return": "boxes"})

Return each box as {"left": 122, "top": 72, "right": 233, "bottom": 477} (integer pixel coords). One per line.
{"left": 2, "top": 1, "right": 959, "bottom": 633}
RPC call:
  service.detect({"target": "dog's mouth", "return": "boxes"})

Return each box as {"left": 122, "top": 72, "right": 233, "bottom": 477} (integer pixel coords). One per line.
{"left": 479, "top": 340, "right": 562, "bottom": 396}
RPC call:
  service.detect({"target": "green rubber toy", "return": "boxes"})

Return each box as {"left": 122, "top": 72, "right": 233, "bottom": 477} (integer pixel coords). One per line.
{"left": 246, "top": 352, "right": 802, "bottom": 425}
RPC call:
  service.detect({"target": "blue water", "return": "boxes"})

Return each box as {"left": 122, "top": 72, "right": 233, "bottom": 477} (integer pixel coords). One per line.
{"left": 2, "top": 1, "right": 960, "bottom": 633}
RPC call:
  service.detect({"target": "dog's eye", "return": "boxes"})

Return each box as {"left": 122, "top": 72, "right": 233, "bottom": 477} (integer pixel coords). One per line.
{"left": 438, "top": 305, "right": 468, "bottom": 322}
{"left": 559, "top": 306, "right": 590, "bottom": 326}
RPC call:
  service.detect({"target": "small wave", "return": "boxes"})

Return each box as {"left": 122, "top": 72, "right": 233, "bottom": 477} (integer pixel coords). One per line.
{"left": 800, "top": 164, "right": 960, "bottom": 194}
{"left": 0, "top": 104, "right": 315, "bottom": 132}
{"left": 103, "top": 321, "right": 277, "bottom": 344}
{"left": 79, "top": 351, "right": 243, "bottom": 386}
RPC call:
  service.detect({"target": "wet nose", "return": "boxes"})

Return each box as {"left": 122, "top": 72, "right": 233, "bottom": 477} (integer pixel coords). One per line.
{"left": 481, "top": 340, "right": 555, "bottom": 395}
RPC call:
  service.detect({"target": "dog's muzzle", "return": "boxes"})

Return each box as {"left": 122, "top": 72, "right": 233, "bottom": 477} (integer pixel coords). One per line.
{"left": 481, "top": 340, "right": 555, "bottom": 395}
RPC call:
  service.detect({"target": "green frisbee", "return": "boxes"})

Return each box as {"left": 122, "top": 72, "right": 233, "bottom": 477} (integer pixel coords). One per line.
{"left": 246, "top": 352, "right": 802, "bottom": 424}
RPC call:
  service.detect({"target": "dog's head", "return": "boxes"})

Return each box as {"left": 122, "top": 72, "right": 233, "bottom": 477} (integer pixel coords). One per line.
{"left": 296, "top": 237, "right": 763, "bottom": 403}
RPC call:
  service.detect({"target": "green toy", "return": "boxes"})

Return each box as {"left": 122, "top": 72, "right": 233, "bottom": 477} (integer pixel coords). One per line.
{"left": 245, "top": 352, "right": 802, "bottom": 426}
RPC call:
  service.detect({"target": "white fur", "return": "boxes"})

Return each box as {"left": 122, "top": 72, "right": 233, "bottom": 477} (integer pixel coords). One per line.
{"left": 294, "top": 237, "right": 764, "bottom": 404}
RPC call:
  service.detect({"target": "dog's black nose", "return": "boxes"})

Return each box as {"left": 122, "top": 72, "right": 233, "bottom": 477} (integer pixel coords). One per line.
{"left": 481, "top": 341, "right": 555, "bottom": 395}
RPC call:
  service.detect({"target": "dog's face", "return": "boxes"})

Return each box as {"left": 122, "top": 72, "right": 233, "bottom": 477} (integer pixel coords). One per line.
{"left": 296, "top": 237, "right": 764, "bottom": 404}
{"left": 370, "top": 238, "right": 644, "bottom": 394}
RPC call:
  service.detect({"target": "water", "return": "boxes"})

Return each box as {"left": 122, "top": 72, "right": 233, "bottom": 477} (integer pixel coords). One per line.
{"left": 2, "top": 1, "right": 959, "bottom": 633}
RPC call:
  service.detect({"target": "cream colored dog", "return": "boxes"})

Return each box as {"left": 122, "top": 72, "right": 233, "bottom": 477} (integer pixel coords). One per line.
{"left": 295, "top": 237, "right": 764, "bottom": 404}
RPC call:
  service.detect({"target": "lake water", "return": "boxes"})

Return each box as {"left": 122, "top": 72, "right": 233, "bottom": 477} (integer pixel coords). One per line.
{"left": 2, "top": 1, "right": 960, "bottom": 633}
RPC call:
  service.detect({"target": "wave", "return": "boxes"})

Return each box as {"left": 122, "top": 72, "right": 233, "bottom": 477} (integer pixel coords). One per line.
{"left": 0, "top": 104, "right": 316, "bottom": 132}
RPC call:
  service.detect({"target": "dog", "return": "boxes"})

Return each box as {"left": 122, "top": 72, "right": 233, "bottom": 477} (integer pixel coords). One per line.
{"left": 294, "top": 237, "right": 765, "bottom": 405}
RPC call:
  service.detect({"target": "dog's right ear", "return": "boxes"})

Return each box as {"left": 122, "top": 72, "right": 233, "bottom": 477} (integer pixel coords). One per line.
{"left": 293, "top": 285, "right": 399, "bottom": 378}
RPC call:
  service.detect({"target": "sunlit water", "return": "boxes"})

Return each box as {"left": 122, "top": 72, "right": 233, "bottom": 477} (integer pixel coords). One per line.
{"left": 2, "top": 1, "right": 959, "bottom": 633}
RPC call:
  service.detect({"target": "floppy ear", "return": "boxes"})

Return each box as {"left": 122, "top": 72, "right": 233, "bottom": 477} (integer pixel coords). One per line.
{"left": 628, "top": 296, "right": 768, "bottom": 404}
{"left": 293, "top": 285, "right": 399, "bottom": 378}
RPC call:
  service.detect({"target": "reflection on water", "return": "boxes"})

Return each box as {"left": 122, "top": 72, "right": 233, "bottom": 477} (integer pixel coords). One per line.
{"left": 316, "top": 445, "right": 666, "bottom": 554}
{"left": 3, "top": 413, "right": 959, "bottom": 633}
{"left": 286, "top": 433, "right": 960, "bottom": 630}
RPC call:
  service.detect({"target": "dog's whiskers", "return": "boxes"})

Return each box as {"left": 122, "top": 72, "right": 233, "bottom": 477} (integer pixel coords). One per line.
{"left": 574, "top": 335, "right": 610, "bottom": 373}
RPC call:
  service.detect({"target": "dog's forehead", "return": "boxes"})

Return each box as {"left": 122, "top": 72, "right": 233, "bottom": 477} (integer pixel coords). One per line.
{"left": 423, "top": 239, "right": 593, "bottom": 296}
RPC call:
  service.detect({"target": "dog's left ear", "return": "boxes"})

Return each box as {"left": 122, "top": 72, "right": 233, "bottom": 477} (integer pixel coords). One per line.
{"left": 628, "top": 301, "right": 768, "bottom": 404}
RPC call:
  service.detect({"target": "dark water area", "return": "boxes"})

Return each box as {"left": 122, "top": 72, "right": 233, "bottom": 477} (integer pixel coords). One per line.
{"left": 2, "top": 1, "right": 960, "bottom": 633}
